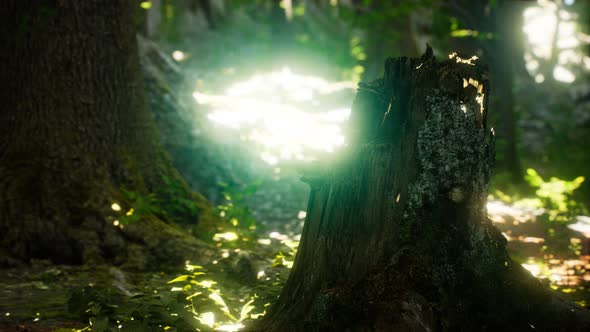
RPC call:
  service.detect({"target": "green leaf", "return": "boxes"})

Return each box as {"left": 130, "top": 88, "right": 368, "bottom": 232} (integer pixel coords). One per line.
{"left": 451, "top": 29, "right": 478, "bottom": 37}
{"left": 525, "top": 168, "right": 544, "bottom": 187}
{"left": 239, "top": 299, "right": 255, "bottom": 322}
{"left": 167, "top": 275, "right": 190, "bottom": 284}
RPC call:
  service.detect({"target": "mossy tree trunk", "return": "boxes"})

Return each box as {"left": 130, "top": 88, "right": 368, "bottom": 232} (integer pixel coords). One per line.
{"left": 0, "top": 0, "right": 210, "bottom": 267}
{"left": 259, "top": 48, "right": 590, "bottom": 331}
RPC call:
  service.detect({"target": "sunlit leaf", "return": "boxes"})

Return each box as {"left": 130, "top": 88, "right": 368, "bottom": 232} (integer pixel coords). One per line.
{"left": 197, "top": 312, "right": 215, "bottom": 328}
{"left": 186, "top": 291, "right": 202, "bottom": 300}
{"left": 167, "top": 275, "right": 190, "bottom": 284}
{"left": 525, "top": 168, "right": 543, "bottom": 187}
{"left": 451, "top": 29, "right": 479, "bottom": 37}
{"left": 238, "top": 299, "right": 255, "bottom": 322}
{"left": 250, "top": 310, "right": 266, "bottom": 319}
{"left": 209, "top": 292, "right": 228, "bottom": 308}
{"left": 216, "top": 323, "right": 244, "bottom": 331}
{"left": 185, "top": 264, "right": 203, "bottom": 271}
{"left": 140, "top": 1, "right": 152, "bottom": 10}
{"left": 193, "top": 280, "right": 217, "bottom": 288}
{"left": 213, "top": 232, "right": 239, "bottom": 242}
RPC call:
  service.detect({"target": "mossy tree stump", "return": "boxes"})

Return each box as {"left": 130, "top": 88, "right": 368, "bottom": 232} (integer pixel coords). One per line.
{"left": 259, "top": 48, "right": 590, "bottom": 331}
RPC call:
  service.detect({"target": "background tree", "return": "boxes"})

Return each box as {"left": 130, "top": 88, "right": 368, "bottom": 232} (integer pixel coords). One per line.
{"left": 431, "top": 0, "right": 526, "bottom": 184}
{"left": 0, "top": 0, "right": 211, "bottom": 267}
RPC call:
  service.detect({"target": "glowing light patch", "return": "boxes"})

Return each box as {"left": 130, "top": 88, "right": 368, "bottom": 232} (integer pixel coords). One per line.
{"left": 172, "top": 50, "right": 186, "bottom": 62}
{"left": 269, "top": 231, "right": 288, "bottom": 241}
{"left": 140, "top": 1, "right": 152, "bottom": 10}
{"left": 198, "top": 312, "right": 215, "bottom": 328}
{"left": 448, "top": 52, "right": 478, "bottom": 65}
{"left": 217, "top": 323, "right": 245, "bottom": 332}
{"left": 569, "top": 216, "right": 590, "bottom": 238}
{"left": 297, "top": 211, "right": 307, "bottom": 219}
{"left": 111, "top": 203, "right": 121, "bottom": 211}
{"left": 523, "top": 4, "right": 557, "bottom": 60}
{"left": 557, "top": 22, "right": 579, "bottom": 49}
{"left": 213, "top": 232, "right": 239, "bottom": 242}
{"left": 553, "top": 66, "right": 575, "bottom": 83}
{"left": 194, "top": 67, "right": 355, "bottom": 164}
{"left": 522, "top": 261, "right": 544, "bottom": 278}
{"left": 522, "top": 1, "right": 586, "bottom": 83}
{"left": 199, "top": 280, "right": 217, "bottom": 288}
{"left": 526, "top": 58, "right": 539, "bottom": 72}
{"left": 475, "top": 94, "right": 485, "bottom": 115}
{"left": 257, "top": 238, "right": 271, "bottom": 245}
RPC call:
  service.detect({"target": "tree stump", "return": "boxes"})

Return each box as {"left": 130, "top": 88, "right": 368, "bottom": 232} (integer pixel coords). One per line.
{"left": 258, "top": 47, "right": 590, "bottom": 331}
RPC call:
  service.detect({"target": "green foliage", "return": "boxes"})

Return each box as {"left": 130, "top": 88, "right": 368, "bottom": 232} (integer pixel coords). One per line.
{"left": 339, "top": 0, "right": 432, "bottom": 30}
{"left": 165, "top": 264, "right": 265, "bottom": 331}
{"left": 69, "top": 281, "right": 198, "bottom": 332}
{"left": 493, "top": 169, "right": 587, "bottom": 257}
{"left": 69, "top": 265, "right": 271, "bottom": 331}
{"left": 523, "top": 168, "right": 586, "bottom": 222}
{"left": 114, "top": 176, "right": 202, "bottom": 225}
{"left": 157, "top": 176, "right": 202, "bottom": 223}
{"left": 504, "top": 169, "right": 588, "bottom": 256}
{"left": 215, "top": 181, "right": 261, "bottom": 232}
{"left": 118, "top": 189, "right": 161, "bottom": 224}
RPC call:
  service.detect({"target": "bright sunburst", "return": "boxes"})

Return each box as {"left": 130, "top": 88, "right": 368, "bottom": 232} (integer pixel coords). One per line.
{"left": 193, "top": 67, "right": 355, "bottom": 165}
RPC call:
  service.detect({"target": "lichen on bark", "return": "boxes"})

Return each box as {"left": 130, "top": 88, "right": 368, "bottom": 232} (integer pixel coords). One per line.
{"left": 408, "top": 89, "right": 492, "bottom": 211}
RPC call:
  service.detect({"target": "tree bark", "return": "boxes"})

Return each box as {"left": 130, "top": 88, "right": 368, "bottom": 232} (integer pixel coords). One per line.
{"left": 0, "top": 0, "right": 210, "bottom": 267}
{"left": 258, "top": 48, "right": 590, "bottom": 331}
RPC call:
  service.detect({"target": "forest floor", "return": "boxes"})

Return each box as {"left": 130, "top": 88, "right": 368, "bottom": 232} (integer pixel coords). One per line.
{"left": 1, "top": 189, "right": 589, "bottom": 331}
{"left": 2, "top": 41, "right": 589, "bottom": 332}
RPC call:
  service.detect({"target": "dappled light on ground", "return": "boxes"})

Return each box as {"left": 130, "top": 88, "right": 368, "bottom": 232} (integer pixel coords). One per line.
{"left": 193, "top": 67, "right": 355, "bottom": 165}
{"left": 488, "top": 199, "right": 590, "bottom": 306}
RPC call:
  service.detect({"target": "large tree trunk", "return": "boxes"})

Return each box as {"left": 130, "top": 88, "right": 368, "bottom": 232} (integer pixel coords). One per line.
{"left": 258, "top": 48, "right": 590, "bottom": 331}
{"left": 0, "top": 0, "right": 211, "bottom": 267}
